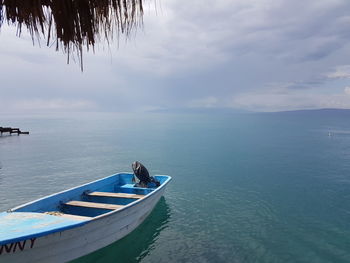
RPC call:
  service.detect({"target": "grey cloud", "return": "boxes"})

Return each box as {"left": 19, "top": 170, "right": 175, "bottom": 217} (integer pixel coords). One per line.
{"left": 2, "top": 0, "right": 350, "bottom": 112}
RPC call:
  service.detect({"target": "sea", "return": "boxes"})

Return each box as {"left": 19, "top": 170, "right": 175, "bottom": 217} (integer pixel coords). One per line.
{"left": 0, "top": 110, "right": 350, "bottom": 263}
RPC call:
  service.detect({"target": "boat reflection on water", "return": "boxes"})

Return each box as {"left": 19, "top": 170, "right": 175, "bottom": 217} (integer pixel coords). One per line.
{"left": 71, "top": 197, "right": 171, "bottom": 263}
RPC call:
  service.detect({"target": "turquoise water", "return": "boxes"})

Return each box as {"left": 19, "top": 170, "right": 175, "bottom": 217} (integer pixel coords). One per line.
{"left": 1, "top": 111, "right": 350, "bottom": 262}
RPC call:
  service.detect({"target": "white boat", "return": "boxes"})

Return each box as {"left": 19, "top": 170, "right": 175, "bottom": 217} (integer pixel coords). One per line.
{"left": 0, "top": 173, "right": 171, "bottom": 263}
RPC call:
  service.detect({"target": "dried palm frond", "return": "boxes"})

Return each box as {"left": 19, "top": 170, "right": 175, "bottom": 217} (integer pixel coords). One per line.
{"left": 0, "top": 0, "right": 144, "bottom": 70}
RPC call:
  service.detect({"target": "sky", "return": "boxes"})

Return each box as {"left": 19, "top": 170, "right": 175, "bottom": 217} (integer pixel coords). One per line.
{"left": 1, "top": 0, "right": 350, "bottom": 113}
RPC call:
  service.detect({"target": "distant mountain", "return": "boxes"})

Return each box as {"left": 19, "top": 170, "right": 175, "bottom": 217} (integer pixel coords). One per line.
{"left": 265, "top": 108, "right": 350, "bottom": 115}
{"left": 149, "top": 107, "right": 350, "bottom": 115}
{"left": 149, "top": 107, "right": 251, "bottom": 114}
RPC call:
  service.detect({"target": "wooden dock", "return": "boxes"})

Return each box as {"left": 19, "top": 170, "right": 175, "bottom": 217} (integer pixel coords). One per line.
{"left": 0, "top": 127, "right": 29, "bottom": 135}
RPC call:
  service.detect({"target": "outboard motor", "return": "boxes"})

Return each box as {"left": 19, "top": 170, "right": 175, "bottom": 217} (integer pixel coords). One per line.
{"left": 132, "top": 161, "right": 160, "bottom": 188}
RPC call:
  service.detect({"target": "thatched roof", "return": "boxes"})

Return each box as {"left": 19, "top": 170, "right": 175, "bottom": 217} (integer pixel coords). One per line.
{"left": 0, "top": 0, "right": 144, "bottom": 69}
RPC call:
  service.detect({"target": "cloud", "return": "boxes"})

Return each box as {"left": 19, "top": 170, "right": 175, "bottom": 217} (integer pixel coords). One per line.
{"left": 103, "top": 0, "right": 350, "bottom": 92}
{"left": 0, "top": 99, "right": 97, "bottom": 113}
{"left": 327, "top": 65, "right": 350, "bottom": 79}
{"left": 2, "top": 0, "right": 350, "bottom": 112}
{"left": 160, "top": 0, "right": 350, "bottom": 61}
{"left": 265, "top": 80, "right": 325, "bottom": 91}
{"left": 344, "top": 86, "right": 350, "bottom": 95}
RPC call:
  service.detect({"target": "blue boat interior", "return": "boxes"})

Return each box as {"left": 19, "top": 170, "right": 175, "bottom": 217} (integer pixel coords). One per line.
{"left": 0, "top": 173, "right": 170, "bottom": 245}
{"left": 13, "top": 173, "right": 168, "bottom": 216}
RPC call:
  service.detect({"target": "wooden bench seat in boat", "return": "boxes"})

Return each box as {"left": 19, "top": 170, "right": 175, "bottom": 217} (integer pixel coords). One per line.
{"left": 44, "top": 211, "right": 92, "bottom": 220}
{"left": 87, "top": 192, "right": 144, "bottom": 199}
{"left": 65, "top": 201, "right": 124, "bottom": 210}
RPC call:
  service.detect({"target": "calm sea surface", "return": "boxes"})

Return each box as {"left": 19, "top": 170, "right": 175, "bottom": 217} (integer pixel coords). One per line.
{"left": 1, "top": 111, "right": 350, "bottom": 263}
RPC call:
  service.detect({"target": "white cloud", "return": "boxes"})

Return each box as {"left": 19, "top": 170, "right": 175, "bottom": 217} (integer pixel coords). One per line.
{"left": 327, "top": 65, "right": 350, "bottom": 79}
{"left": 344, "top": 86, "right": 350, "bottom": 95}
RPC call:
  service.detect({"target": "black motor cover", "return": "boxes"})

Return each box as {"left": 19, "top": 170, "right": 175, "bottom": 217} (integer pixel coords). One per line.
{"left": 132, "top": 161, "right": 160, "bottom": 187}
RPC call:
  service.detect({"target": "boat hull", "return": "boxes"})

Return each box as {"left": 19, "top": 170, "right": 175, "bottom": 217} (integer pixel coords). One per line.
{"left": 0, "top": 179, "right": 168, "bottom": 263}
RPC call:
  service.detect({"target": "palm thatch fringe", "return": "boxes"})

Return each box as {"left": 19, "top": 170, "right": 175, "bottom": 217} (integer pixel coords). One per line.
{"left": 0, "top": 0, "right": 144, "bottom": 70}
